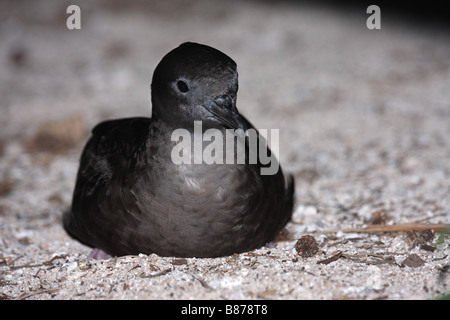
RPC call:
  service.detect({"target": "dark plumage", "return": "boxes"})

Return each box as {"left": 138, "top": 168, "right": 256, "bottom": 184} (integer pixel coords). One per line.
{"left": 64, "top": 42, "right": 294, "bottom": 258}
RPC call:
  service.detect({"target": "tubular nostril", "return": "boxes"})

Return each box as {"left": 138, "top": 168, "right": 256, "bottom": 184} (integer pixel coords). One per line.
{"left": 213, "top": 95, "right": 233, "bottom": 109}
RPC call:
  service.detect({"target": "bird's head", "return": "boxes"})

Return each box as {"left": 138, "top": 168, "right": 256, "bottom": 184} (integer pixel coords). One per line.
{"left": 151, "top": 42, "right": 244, "bottom": 130}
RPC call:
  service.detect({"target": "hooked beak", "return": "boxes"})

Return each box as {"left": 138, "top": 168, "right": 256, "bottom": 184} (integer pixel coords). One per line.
{"left": 205, "top": 94, "right": 250, "bottom": 130}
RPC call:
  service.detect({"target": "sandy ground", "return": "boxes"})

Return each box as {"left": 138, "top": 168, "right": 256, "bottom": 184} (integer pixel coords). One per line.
{"left": 0, "top": 0, "right": 449, "bottom": 300}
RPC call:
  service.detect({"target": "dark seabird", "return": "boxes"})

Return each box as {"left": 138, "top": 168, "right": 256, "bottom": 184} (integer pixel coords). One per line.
{"left": 64, "top": 42, "right": 294, "bottom": 258}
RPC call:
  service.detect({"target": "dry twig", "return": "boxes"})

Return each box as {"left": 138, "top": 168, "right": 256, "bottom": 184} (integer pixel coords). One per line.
{"left": 15, "top": 287, "right": 62, "bottom": 300}
{"left": 316, "top": 223, "right": 450, "bottom": 234}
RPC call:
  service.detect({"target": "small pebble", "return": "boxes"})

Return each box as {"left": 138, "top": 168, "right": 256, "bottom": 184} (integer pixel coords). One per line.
{"left": 66, "top": 261, "right": 78, "bottom": 272}
{"left": 401, "top": 254, "right": 425, "bottom": 268}
{"left": 295, "top": 235, "right": 319, "bottom": 258}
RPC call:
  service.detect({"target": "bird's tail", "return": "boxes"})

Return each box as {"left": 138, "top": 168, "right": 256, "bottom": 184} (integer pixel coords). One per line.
{"left": 284, "top": 174, "right": 295, "bottom": 222}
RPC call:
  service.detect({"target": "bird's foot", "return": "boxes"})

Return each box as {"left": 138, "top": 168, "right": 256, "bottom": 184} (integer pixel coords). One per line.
{"left": 265, "top": 241, "right": 277, "bottom": 249}
{"left": 87, "top": 248, "right": 113, "bottom": 260}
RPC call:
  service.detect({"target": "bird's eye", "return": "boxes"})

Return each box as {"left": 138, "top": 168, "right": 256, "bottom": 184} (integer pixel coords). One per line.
{"left": 176, "top": 80, "right": 189, "bottom": 93}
